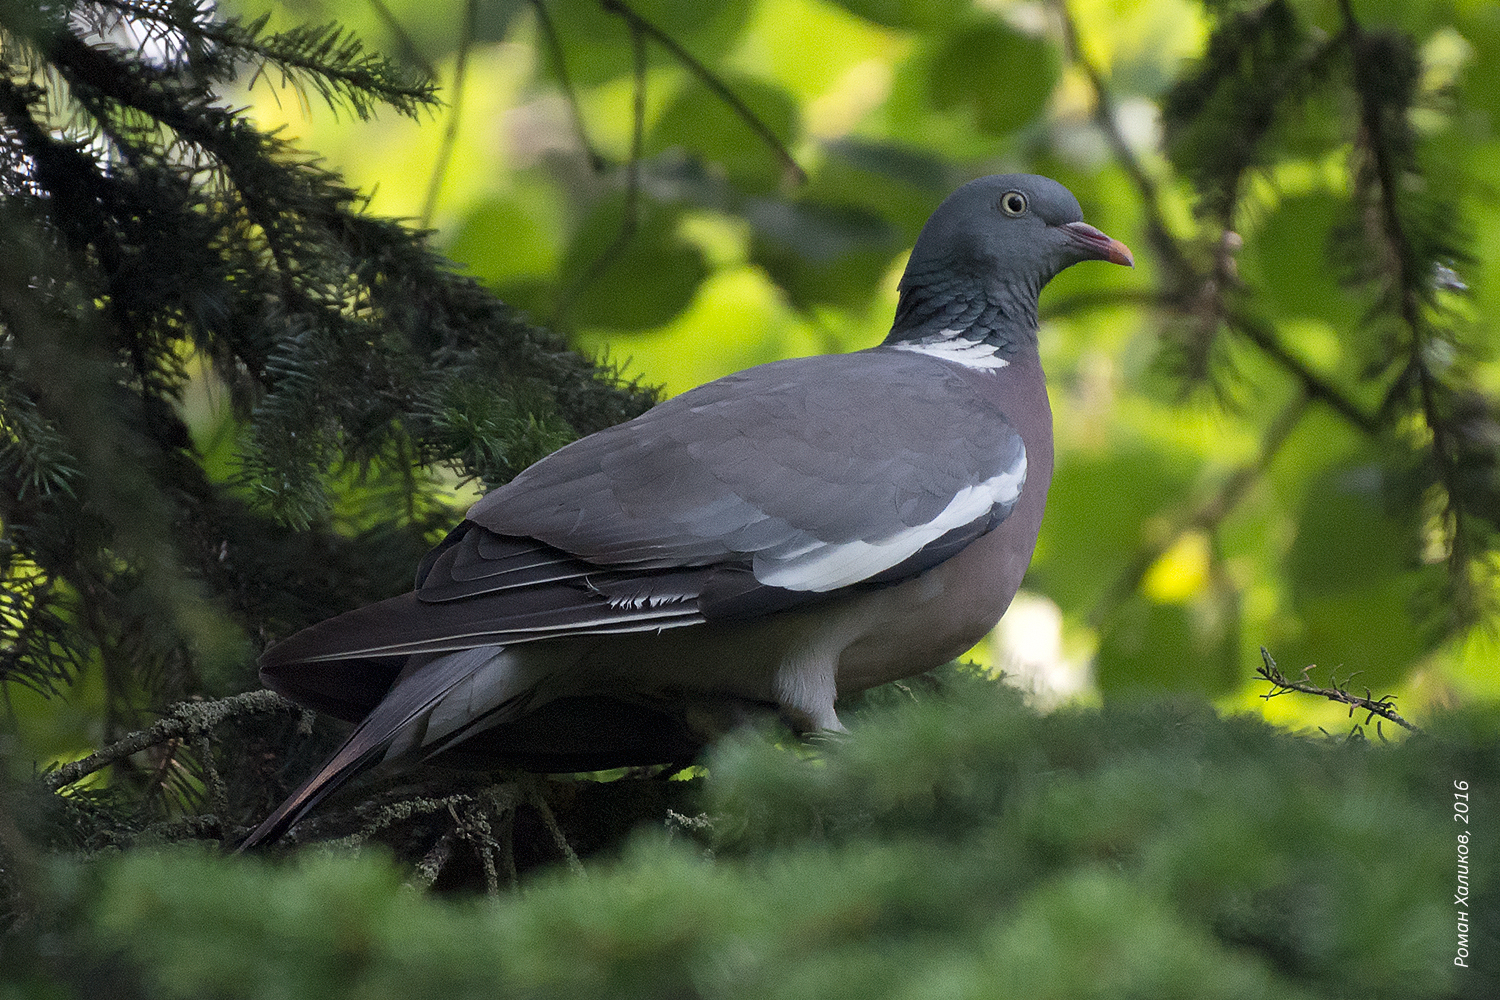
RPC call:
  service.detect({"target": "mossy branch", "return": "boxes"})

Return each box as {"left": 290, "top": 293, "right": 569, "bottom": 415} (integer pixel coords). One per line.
{"left": 42, "top": 690, "right": 299, "bottom": 793}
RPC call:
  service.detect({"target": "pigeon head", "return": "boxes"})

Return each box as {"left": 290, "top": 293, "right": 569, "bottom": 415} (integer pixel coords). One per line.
{"left": 890, "top": 174, "right": 1132, "bottom": 353}
{"left": 908, "top": 174, "right": 1132, "bottom": 282}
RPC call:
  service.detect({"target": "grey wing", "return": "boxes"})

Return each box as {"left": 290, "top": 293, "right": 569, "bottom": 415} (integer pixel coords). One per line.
{"left": 255, "top": 347, "right": 1028, "bottom": 807}
{"left": 465, "top": 349, "right": 1028, "bottom": 601}
{"left": 263, "top": 351, "right": 1026, "bottom": 674}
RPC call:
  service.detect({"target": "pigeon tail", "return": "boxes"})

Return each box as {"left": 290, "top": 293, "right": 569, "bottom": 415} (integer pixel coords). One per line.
{"left": 239, "top": 646, "right": 532, "bottom": 849}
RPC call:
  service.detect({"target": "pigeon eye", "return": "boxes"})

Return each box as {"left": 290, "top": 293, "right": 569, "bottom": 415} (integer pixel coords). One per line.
{"left": 999, "top": 191, "right": 1028, "bottom": 216}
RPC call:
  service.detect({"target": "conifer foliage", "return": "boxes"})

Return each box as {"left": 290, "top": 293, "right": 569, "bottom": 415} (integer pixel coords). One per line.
{"left": 1158, "top": 0, "right": 1499, "bottom": 629}
{"left": 0, "top": 0, "right": 652, "bottom": 731}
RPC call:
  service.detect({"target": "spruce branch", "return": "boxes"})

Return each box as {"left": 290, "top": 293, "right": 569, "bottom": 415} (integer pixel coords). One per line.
{"left": 1257, "top": 647, "right": 1423, "bottom": 737}
{"left": 233, "top": 18, "right": 436, "bottom": 120}
{"left": 84, "top": 1, "right": 437, "bottom": 119}
{"left": 0, "top": 549, "right": 83, "bottom": 697}
{"left": 1337, "top": 0, "right": 1492, "bottom": 627}
{"left": 42, "top": 689, "right": 297, "bottom": 793}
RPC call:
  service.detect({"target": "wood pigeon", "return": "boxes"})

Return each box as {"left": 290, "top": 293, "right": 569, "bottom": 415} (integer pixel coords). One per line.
{"left": 241, "top": 174, "right": 1132, "bottom": 848}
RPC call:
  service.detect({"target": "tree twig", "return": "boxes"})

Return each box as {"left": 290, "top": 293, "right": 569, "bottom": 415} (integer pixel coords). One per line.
{"left": 526, "top": 781, "right": 585, "bottom": 877}
{"left": 420, "top": 0, "right": 477, "bottom": 228}
{"left": 1257, "top": 646, "right": 1423, "bottom": 736}
{"left": 406, "top": 829, "right": 457, "bottom": 890}
{"left": 42, "top": 689, "right": 297, "bottom": 793}
{"left": 1226, "top": 311, "right": 1380, "bottom": 435}
{"left": 600, "top": 0, "right": 806, "bottom": 188}
{"left": 366, "top": 0, "right": 439, "bottom": 81}
{"left": 1052, "top": 0, "right": 1190, "bottom": 279}
{"left": 531, "top": 0, "right": 605, "bottom": 170}
{"left": 552, "top": 8, "right": 648, "bottom": 325}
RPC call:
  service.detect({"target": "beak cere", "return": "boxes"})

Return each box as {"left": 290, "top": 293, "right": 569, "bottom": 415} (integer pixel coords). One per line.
{"left": 1061, "top": 221, "right": 1135, "bottom": 267}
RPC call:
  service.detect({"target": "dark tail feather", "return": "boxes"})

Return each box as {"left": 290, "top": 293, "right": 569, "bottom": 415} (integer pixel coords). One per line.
{"left": 239, "top": 646, "right": 523, "bottom": 850}
{"left": 237, "top": 729, "right": 389, "bottom": 850}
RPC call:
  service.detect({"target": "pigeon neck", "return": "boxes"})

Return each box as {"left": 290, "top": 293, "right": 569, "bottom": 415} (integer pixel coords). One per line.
{"left": 882, "top": 271, "right": 1040, "bottom": 370}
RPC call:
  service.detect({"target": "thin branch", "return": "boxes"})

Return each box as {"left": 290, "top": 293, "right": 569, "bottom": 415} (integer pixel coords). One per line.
{"left": 599, "top": 0, "right": 806, "bottom": 188}
{"left": 406, "top": 829, "right": 457, "bottom": 890}
{"left": 526, "top": 781, "right": 585, "bottom": 877}
{"left": 1054, "top": 0, "right": 1379, "bottom": 437}
{"left": 420, "top": 0, "right": 476, "bottom": 228}
{"left": 531, "top": 0, "right": 605, "bottom": 170}
{"left": 312, "top": 786, "right": 499, "bottom": 848}
{"left": 1257, "top": 646, "right": 1424, "bottom": 736}
{"left": 1039, "top": 286, "right": 1166, "bottom": 320}
{"left": 1052, "top": 0, "right": 1191, "bottom": 279}
{"left": 552, "top": 11, "right": 648, "bottom": 325}
{"left": 195, "top": 730, "right": 229, "bottom": 831}
{"left": 42, "top": 690, "right": 296, "bottom": 792}
{"left": 1226, "top": 312, "right": 1380, "bottom": 435}
{"left": 366, "top": 0, "right": 439, "bottom": 80}
{"left": 454, "top": 800, "right": 504, "bottom": 896}
{"left": 494, "top": 802, "right": 519, "bottom": 889}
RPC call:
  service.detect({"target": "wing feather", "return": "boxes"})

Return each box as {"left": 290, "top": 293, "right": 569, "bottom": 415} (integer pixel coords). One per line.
{"left": 262, "top": 349, "right": 1027, "bottom": 693}
{"left": 469, "top": 348, "right": 1027, "bottom": 593}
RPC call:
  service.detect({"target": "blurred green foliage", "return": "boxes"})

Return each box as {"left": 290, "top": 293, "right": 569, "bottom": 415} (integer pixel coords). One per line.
{"left": 8, "top": 678, "right": 1498, "bottom": 998}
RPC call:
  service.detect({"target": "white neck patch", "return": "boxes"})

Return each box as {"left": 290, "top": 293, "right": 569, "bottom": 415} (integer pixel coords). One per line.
{"left": 891, "top": 329, "right": 1010, "bottom": 370}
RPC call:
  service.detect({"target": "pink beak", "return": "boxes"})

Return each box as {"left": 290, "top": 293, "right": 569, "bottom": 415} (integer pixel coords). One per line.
{"left": 1062, "top": 221, "right": 1135, "bottom": 267}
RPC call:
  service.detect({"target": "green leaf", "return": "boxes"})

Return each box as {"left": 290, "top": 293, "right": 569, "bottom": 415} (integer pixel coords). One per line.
{"left": 1033, "top": 447, "right": 1198, "bottom": 611}
{"left": 823, "top": 0, "right": 964, "bottom": 31}
{"left": 560, "top": 196, "right": 710, "bottom": 330}
{"left": 1095, "top": 591, "right": 1240, "bottom": 696}
{"left": 926, "top": 21, "right": 1059, "bottom": 138}
{"left": 1279, "top": 464, "right": 1440, "bottom": 685}
{"left": 746, "top": 197, "right": 901, "bottom": 310}
{"left": 814, "top": 139, "right": 955, "bottom": 243}
{"left": 446, "top": 194, "right": 560, "bottom": 285}
{"left": 647, "top": 74, "right": 800, "bottom": 194}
